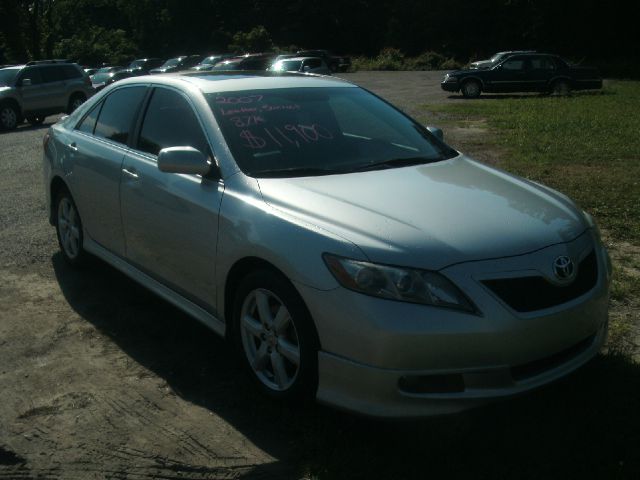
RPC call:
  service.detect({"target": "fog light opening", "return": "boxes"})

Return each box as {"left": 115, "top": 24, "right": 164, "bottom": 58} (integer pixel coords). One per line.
{"left": 398, "top": 374, "right": 465, "bottom": 394}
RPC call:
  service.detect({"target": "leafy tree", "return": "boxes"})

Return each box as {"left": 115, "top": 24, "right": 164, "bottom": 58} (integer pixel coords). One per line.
{"left": 228, "top": 25, "right": 273, "bottom": 53}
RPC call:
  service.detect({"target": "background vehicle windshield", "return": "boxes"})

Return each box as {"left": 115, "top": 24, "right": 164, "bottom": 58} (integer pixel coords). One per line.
{"left": 128, "top": 60, "right": 145, "bottom": 68}
{"left": 161, "top": 58, "right": 181, "bottom": 67}
{"left": 0, "top": 68, "right": 19, "bottom": 86}
{"left": 271, "top": 60, "right": 302, "bottom": 71}
{"left": 208, "top": 87, "right": 457, "bottom": 177}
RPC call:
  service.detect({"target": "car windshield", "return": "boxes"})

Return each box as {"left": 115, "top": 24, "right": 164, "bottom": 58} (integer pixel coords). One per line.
{"left": 212, "top": 61, "right": 240, "bottom": 70}
{"left": 201, "top": 56, "right": 221, "bottom": 65}
{"left": 489, "top": 53, "right": 505, "bottom": 63}
{"left": 161, "top": 58, "right": 181, "bottom": 67}
{"left": 207, "top": 87, "right": 457, "bottom": 178}
{"left": 0, "top": 68, "right": 19, "bottom": 86}
{"left": 128, "top": 60, "right": 145, "bottom": 68}
{"left": 271, "top": 60, "right": 302, "bottom": 72}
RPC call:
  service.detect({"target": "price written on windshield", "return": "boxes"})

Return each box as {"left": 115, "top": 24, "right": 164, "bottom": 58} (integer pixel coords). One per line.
{"left": 239, "top": 124, "right": 334, "bottom": 149}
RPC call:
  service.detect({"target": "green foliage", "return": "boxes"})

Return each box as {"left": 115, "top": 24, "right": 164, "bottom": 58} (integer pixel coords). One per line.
{"left": 352, "top": 49, "right": 462, "bottom": 71}
{"left": 228, "top": 26, "right": 273, "bottom": 54}
{"left": 53, "top": 27, "right": 137, "bottom": 65}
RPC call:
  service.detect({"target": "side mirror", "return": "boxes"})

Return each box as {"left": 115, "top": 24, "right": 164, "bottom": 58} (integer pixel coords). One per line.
{"left": 157, "top": 146, "right": 211, "bottom": 175}
{"left": 426, "top": 126, "right": 444, "bottom": 142}
{"left": 21, "top": 78, "right": 32, "bottom": 87}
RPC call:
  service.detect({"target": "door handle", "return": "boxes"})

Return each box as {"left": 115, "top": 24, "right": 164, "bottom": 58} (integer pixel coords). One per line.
{"left": 68, "top": 142, "right": 78, "bottom": 152}
{"left": 122, "top": 166, "right": 139, "bottom": 179}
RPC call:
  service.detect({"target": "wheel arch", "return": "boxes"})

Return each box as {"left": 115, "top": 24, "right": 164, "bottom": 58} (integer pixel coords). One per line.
{"left": 49, "top": 175, "right": 70, "bottom": 225}
{"left": 460, "top": 76, "right": 484, "bottom": 88}
{"left": 0, "top": 97, "right": 23, "bottom": 118}
{"left": 223, "top": 256, "right": 320, "bottom": 347}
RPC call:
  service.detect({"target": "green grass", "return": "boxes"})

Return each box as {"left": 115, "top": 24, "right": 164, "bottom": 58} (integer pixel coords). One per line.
{"left": 424, "top": 81, "right": 640, "bottom": 244}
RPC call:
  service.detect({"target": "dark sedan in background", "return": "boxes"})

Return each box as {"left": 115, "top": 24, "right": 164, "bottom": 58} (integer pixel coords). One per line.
{"left": 442, "top": 53, "right": 602, "bottom": 98}
{"left": 191, "top": 54, "right": 235, "bottom": 71}
{"left": 149, "top": 55, "right": 203, "bottom": 74}
{"left": 127, "top": 58, "right": 165, "bottom": 76}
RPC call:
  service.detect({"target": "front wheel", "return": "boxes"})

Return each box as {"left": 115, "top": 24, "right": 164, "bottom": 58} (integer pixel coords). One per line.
{"left": 461, "top": 79, "right": 482, "bottom": 98}
{"left": 0, "top": 103, "right": 19, "bottom": 130}
{"left": 233, "top": 270, "right": 318, "bottom": 400}
{"left": 551, "top": 79, "right": 571, "bottom": 96}
{"left": 55, "top": 189, "right": 87, "bottom": 266}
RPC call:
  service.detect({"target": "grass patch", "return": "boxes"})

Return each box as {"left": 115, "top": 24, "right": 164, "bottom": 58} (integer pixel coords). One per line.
{"left": 425, "top": 81, "right": 640, "bottom": 244}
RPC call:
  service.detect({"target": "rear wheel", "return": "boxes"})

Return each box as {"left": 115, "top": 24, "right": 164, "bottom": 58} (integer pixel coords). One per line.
{"left": 67, "top": 93, "right": 86, "bottom": 113}
{"left": 0, "top": 103, "right": 19, "bottom": 130}
{"left": 55, "top": 189, "right": 87, "bottom": 267}
{"left": 233, "top": 270, "right": 318, "bottom": 400}
{"left": 461, "top": 79, "right": 482, "bottom": 98}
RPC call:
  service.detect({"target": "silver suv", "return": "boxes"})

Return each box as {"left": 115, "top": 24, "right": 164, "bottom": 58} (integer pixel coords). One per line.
{"left": 0, "top": 60, "right": 94, "bottom": 130}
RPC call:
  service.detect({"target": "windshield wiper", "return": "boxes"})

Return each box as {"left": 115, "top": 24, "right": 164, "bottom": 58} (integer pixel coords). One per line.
{"left": 251, "top": 166, "right": 343, "bottom": 178}
{"left": 348, "top": 156, "right": 435, "bottom": 172}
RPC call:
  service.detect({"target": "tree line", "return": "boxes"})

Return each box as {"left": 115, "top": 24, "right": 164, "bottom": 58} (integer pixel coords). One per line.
{"left": 0, "top": 0, "right": 635, "bottom": 76}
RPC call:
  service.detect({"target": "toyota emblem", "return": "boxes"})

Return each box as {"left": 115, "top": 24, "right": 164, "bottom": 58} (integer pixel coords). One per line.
{"left": 553, "top": 256, "right": 575, "bottom": 282}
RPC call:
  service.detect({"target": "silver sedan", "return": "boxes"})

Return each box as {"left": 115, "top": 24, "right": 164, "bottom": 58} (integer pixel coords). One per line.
{"left": 42, "top": 72, "right": 611, "bottom": 417}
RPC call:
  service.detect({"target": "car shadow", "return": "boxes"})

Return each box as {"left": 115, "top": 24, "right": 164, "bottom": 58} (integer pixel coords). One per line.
{"left": 52, "top": 253, "right": 640, "bottom": 479}
{"left": 0, "top": 119, "right": 57, "bottom": 135}
{"left": 447, "top": 90, "right": 612, "bottom": 101}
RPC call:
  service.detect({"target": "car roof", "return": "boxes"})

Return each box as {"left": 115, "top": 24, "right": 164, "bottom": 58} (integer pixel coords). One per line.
{"left": 278, "top": 57, "right": 321, "bottom": 62}
{"left": 115, "top": 71, "right": 354, "bottom": 94}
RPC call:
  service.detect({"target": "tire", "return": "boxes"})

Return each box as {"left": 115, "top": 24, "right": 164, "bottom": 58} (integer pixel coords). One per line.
{"left": 461, "top": 79, "right": 482, "bottom": 98}
{"left": 26, "top": 115, "right": 45, "bottom": 126}
{"left": 551, "top": 79, "right": 571, "bottom": 96}
{"left": 233, "top": 269, "right": 318, "bottom": 400}
{"left": 0, "top": 103, "right": 19, "bottom": 130}
{"left": 67, "top": 93, "right": 86, "bottom": 113}
{"left": 55, "top": 189, "right": 88, "bottom": 267}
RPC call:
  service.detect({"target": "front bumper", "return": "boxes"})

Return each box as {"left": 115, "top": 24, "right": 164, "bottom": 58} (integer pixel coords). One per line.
{"left": 297, "top": 232, "right": 610, "bottom": 417}
{"left": 441, "top": 80, "right": 459, "bottom": 92}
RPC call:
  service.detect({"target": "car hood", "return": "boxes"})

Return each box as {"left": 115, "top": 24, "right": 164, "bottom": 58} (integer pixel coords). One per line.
{"left": 256, "top": 155, "right": 586, "bottom": 270}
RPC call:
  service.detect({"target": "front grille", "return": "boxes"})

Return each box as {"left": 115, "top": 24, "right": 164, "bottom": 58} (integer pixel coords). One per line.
{"left": 482, "top": 250, "right": 598, "bottom": 313}
{"left": 511, "top": 334, "right": 595, "bottom": 381}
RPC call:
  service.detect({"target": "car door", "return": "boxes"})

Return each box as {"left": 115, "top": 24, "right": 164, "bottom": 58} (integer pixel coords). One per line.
{"left": 120, "top": 86, "right": 223, "bottom": 312}
{"left": 489, "top": 56, "right": 530, "bottom": 92}
{"left": 68, "top": 85, "right": 148, "bottom": 256}
{"left": 15, "top": 67, "right": 45, "bottom": 114}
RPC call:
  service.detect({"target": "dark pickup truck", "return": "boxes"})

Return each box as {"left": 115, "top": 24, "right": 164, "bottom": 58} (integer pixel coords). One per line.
{"left": 441, "top": 53, "right": 602, "bottom": 98}
{"left": 296, "top": 49, "right": 351, "bottom": 72}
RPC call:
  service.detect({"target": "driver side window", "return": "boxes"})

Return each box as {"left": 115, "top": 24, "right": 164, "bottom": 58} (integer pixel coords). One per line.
{"left": 502, "top": 59, "right": 526, "bottom": 71}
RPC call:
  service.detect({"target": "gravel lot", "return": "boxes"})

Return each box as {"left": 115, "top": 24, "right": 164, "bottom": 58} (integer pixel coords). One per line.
{"left": 0, "top": 71, "right": 636, "bottom": 479}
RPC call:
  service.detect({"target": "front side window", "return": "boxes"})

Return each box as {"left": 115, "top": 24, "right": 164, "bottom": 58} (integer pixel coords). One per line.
{"left": 17, "top": 67, "right": 43, "bottom": 85}
{"left": 138, "top": 88, "right": 210, "bottom": 157}
{"left": 94, "top": 86, "right": 147, "bottom": 144}
{"left": 502, "top": 59, "right": 526, "bottom": 71}
{"left": 208, "top": 87, "right": 457, "bottom": 177}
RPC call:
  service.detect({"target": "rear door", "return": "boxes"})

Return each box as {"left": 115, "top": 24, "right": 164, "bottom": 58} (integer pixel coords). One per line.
{"left": 528, "top": 55, "right": 558, "bottom": 91}
{"left": 120, "top": 86, "right": 222, "bottom": 312}
{"left": 68, "top": 85, "right": 148, "bottom": 256}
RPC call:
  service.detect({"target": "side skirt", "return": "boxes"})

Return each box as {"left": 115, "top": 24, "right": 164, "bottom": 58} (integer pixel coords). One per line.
{"left": 84, "top": 236, "right": 226, "bottom": 338}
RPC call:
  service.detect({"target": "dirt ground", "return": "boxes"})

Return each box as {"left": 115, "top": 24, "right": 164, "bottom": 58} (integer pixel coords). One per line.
{"left": 1, "top": 71, "right": 638, "bottom": 479}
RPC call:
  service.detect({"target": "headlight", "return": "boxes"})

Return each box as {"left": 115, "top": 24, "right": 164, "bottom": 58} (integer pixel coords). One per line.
{"left": 582, "top": 210, "right": 602, "bottom": 242}
{"left": 443, "top": 74, "right": 458, "bottom": 83}
{"left": 323, "top": 254, "right": 476, "bottom": 313}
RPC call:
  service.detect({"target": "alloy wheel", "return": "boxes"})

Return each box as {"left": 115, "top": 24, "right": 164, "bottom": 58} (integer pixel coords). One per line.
{"left": 57, "top": 197, "right": 81, "bottom": 259}
{"left": 240, "top": 288, "right": 301, "bottom": 391}
{"left": 0, "top": 106, "right": 17, "bottom": 129}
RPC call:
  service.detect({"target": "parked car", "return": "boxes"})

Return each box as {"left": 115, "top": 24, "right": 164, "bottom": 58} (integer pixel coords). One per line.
{"left": 268, "top": 57, "right": 332, "bottom": 75}
{"left": 191, "top": 54, "right": 235, "bottom": 72}
{"left": 90, "top": 66, "right": 125, "bottom": 91}
{"left": 210, "top": 53, "right": 276, "bottom": 71}
{"left": 126, "top": 58, "right": 165, "bottom": 76}
{"left": 469, "top": 50, "right": 536, "bottom": 70}
{"left": 149, "top": 55, "right": 203, "bottom": 74}
{"left": 83, "top": 67, "right": 98, "bottom": 76}
{"left": 43, "top": 72, "right": 610, "bottom": 417}
{"left": 442, "top": 53, "right": 602, "bottom": 98}
{"left": 0, "top": 60, "right": 93, "bottom": 130}
{"left": 296, "top": 49, "right": 351, "bottom": 72}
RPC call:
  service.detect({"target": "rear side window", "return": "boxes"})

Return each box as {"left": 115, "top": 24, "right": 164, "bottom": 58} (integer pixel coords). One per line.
{"left": 306, "top": 59, "right": 322, "bottom": 69}
{"left": 138, "top": 88, "right": 210, "bottom": 157}
{"left": 61, "top": 65, "right": 82, "bottom": 79}
{"left": 502, "top": 58, "right": 526, "bottom": 71}
{"left": 40, "top": 66, "right": 65, "bottom": 83}
{"left": 94, "top": 86, "right": 147, "bottom": 144}
{"left": 76, "top": 102, "right": 102, "bottom": 134}
{"left": 530, "top": 56, "right": 556, "bottom": 70}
